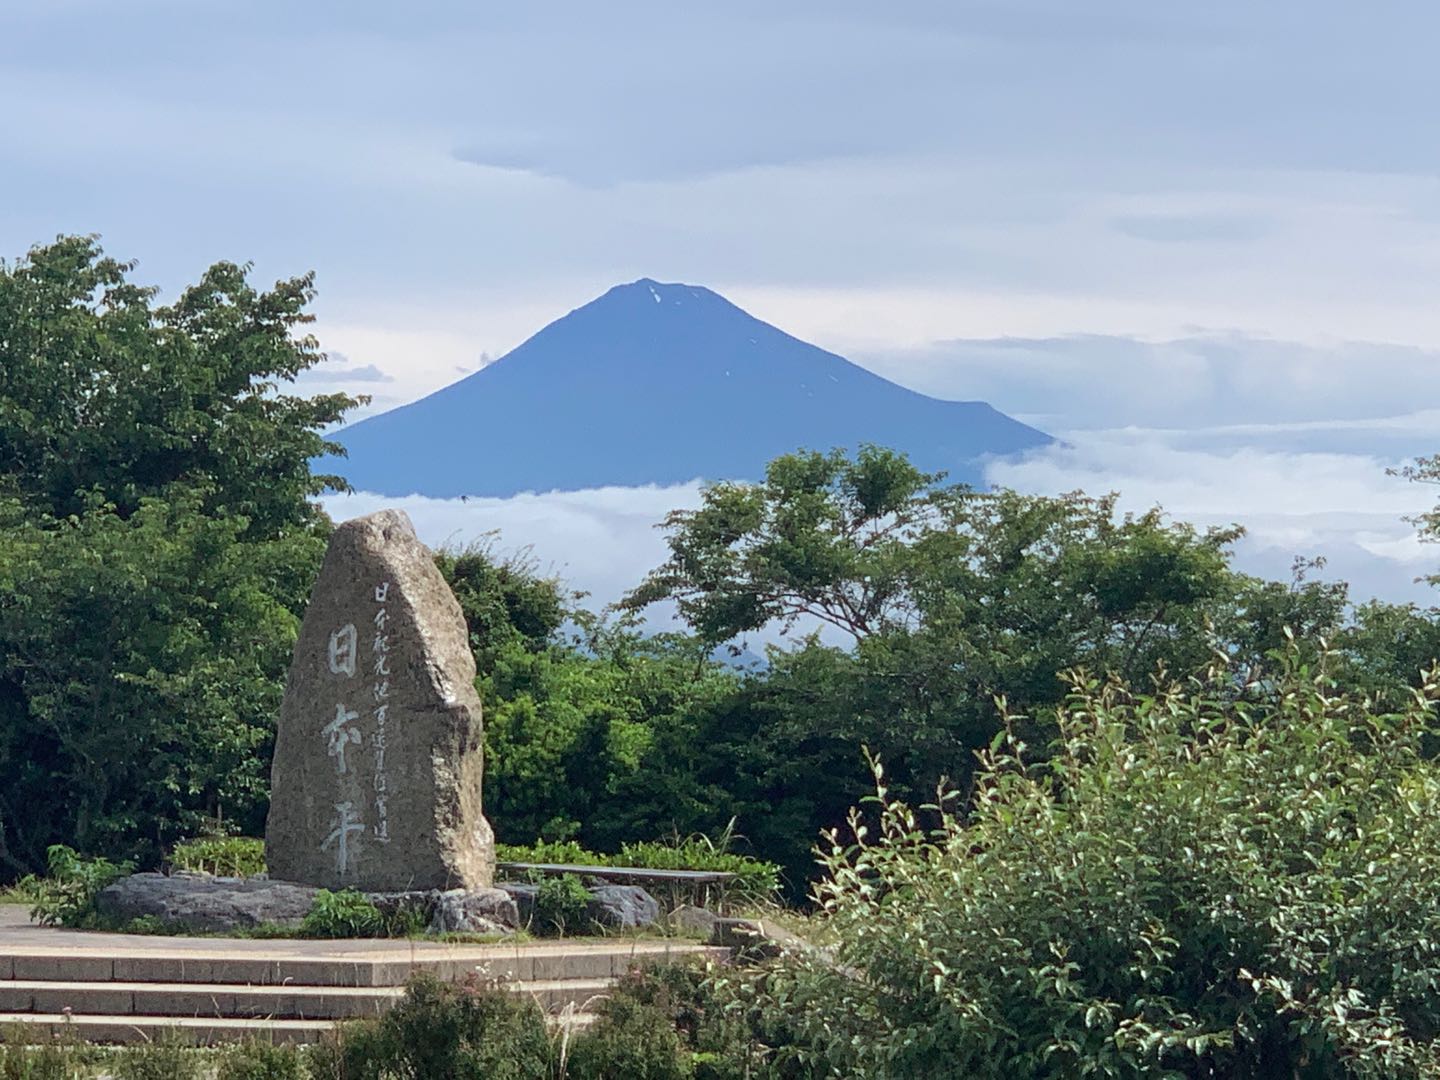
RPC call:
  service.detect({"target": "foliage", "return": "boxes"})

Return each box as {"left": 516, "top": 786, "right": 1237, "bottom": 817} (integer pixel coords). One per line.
{"left": 0, "top": 1022, "right": 87, "bottom": 1080}
{"left": 0, "top": 237, "right": 362, "bottom": 879}
{"left": 169, "top": 836, "right": 265, "bottom": 878}
{"left": 481, "top": 614, "right": 739, "bottom": 848}
{"left": 624, "top": 445, "right": 947, "bottom": 642}
{"left": 618, "top": 447, "right": 1389, "bottom": 891}
{"left": 748, "top": 653, "right": 1440, "bottom": 1078}
{"left": 111, "top": 1032, "right": 202, "bottom": 1080}
{"left": 308, "top": 974, "right": 552, "bottom": 1080}
{"left": 1397, "top": 454, "right": 1440, "bottom": 588}
{"left": 595, "top": 964, "right": 767, "bottom": 1080}
{"left": 0, "top": 235, "right": 358, "bottom": 530}
{"left": 27, "top": 845, "right": 131, "bottom": 929}
{"left": 566, "top": 993, "right": 694, "bottom": 1080}
{"left": 216, "top": 1041, "right": 309, "bottom": 1080}
{"left": 300, "top": 890, "right": 386, "bottom": 939}
{"left": 498, "top": 827, "right": 782, "bottom": 910}
{"left": 532, "top": 874, "right": 591, "bottom": 937}
{"left": 435, "top": 541, "right": 571, "bottom": 677}
{"left": 496, "top": 839, "right": 600, "bottom": 866}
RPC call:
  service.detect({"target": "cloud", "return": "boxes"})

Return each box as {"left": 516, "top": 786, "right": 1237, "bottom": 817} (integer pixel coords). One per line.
{"left": 315, "top": 430, "right": 1437, "bottom": 642}
{"left": 326, "top": 364, "right": 393, "bottom": 383}
{"left": 319, "top": 483, "right": 705, "bottom": 613}
{"left": 1109, "top": 213, "right": 1268, "bottom": 244}
{"left": 985, "top": 432, "right": 1436, "bottom": 606}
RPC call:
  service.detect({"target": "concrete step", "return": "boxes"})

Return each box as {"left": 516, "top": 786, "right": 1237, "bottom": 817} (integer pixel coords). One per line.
{"left": 0, "top": 1008, "right": 601, "bottom": 1047}
{"left": 0, "top": 1012, "right": 336, "bottom": 1046}
{"left": 0, "top": 976, "right": 614, "bottom": 1019}
{"left": 1, "top": 942, "right": 726, "bottom": 987}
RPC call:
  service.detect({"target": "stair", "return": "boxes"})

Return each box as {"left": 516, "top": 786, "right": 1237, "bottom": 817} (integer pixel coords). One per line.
{"left": 0, "top": 907, "right": 724, "bottom": 1045}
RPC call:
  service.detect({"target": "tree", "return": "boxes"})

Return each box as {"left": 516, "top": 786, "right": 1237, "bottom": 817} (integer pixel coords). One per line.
{"left": 0, "top": 235, "right": 357, "bottom": 532}
{"left": 757, "top": 655, "right": 1440, "bottom": 1078}
{"left": 0, "top": 236, "right": 362, "bottom": 876}
{"left": 623, "top": 446, "right": 946, "bottom": 643}
{"left": 622, "top": 448, "right": 1376, "bottom": 890}
{"left": 1399, "top": 454, "right": 1440, "bottom": 588}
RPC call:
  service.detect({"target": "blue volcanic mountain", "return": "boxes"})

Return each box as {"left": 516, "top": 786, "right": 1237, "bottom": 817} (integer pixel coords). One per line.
{"left": 333, "top": 279, "right": 1051, "bottom": 497}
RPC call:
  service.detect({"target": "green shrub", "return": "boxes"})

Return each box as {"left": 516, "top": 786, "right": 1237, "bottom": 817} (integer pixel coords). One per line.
{"left": 27, "top": 845, "right": 132, "bottom": 928}
{"left": 618, "top": 833, "right": 780, "bottom": 909}
{"left": 169, "top": 836, "right": 266, "bottom": 878}
{"left": 216, "top": 1040, "right": 309, "bottom": 1080}
{"left": 300, "top": 889, "right": 385, "bottom": 939}
{"left": 496, "top": 839, "right": 599, "bottom": 866}
{"left": 309, "top": 973, "right": 551, "bottom": 1079}
{"left": 590, "top": 964, "right": 762, "bottom": 1080}
{"left": 533, "top": 874, "right": 590, "bottom": 937}
{"left": 500, "top": 827, "right": 782, "bottom": 911}
{"left": 566, "top": 992, "right": 693, "bottom": 1079}
{"left": 111, "top": 1032, "right": 202, "bottom": 1080}
{"left": 0, "top": 1028, "right": 75, "bottom": 1080}
{"left": 753, "top": 654, "right": 1440, "bottom": 1078}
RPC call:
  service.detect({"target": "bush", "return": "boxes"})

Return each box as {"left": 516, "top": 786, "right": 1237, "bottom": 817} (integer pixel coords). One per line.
{"left": 27, "top": 845, "right": 132, "bottom": 928}
{"left": 300, "top": 890, "right": 385, "bottom": 939}
{"left": 587, "top": 965, "right": 764, "bottom": 1080}
{"left": 533, "top": 874, "right": 591, "bottom": 937}
{"left": 309, "top": 973, "right": 551, "bottom": 1079}
{"left": 0, "top": 1026, "right": 79, "bottom": 1080}
{"left": 216, "top": 1040, "right": 309, "bottom": 1080}
{"left": 111, "top": 1032, "right": 202, "bottom": 1080}
{"left": 499, "top": 826, "right": 782, "bottom": 911}
{"left": 754, "top": 654, "right": 1440, "bottom": 1078}
{"left": 169, "top": 836, "right": 266, "bottom": 878}
{"left": 566, "top": 993, "right": 693, "bottom": 1079}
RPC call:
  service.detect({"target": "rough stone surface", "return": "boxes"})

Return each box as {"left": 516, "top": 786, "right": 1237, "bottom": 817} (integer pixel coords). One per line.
{"left": 668, "top": 903, "right": 720, "bottom": 938}
{"left": 429, "top": 888, "right": 521, "bottom": 934}
{"left": 96, "top": 873, "right": 318, "bottom": 932}
{"left": 710, "top": 916, "right": 809, "bottom": 957}
{"left": 498, "top": 882, "right": 538, "bottom": 925}
{"left": 587, "top": 885, "right": 660, "bottom": 930}
{"left": 266, "top": 510, "right": 495, "bottom": 892}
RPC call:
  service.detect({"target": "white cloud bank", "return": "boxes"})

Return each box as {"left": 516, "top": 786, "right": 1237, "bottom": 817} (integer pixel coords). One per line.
{"left": 321, "top": 435, "right": 1437, "bottom": 625}
{"left": 987, "top": 433, "right": 1436, "bottom": 607}
{"left": 320, "top": 483, "right": 705, "bottom": 611}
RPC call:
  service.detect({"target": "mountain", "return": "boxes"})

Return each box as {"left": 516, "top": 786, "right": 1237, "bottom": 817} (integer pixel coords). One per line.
{"left": 332, "top": 279, "right": 1052, "bottom": 497}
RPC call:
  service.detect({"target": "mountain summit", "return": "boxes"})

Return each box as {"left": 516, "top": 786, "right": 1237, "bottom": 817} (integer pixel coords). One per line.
{"left": 333, "top": 279, "right": 1051, "bottom": 497}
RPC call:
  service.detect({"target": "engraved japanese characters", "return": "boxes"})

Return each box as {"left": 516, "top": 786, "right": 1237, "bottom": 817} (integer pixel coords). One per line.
{"left": 265, "top": 510, "right": 495, "bottom": 891}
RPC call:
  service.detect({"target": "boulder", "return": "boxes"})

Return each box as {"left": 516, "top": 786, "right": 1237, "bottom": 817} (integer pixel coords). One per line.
{"left": 498, "top": 882, "right": 538, "bottom": 924}
{"left": 667, "top": 903, "right": 719, "bottom": 938}
{"left": 265, "top": 510, "right": 495, "bottom": 891}
{"left": 429, "top": 888, "right": 521, "bottom": 934}
{"left": 95, "top": 873, "right": 318, "bottom": 932}
{"left": 587, "top": 885, "right": 660, "bottom": 930}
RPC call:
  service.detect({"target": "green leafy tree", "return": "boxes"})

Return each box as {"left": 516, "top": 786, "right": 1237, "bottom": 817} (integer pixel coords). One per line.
{"left": 756, "top": 655, "right": 1440, "bottom": 1078}
{"left": 1398, "top": 454, "right": 1440, "bottom": 588}
{"left": 623, "top": 447, "right": 1357, "bottom": 888}
{"left": 0, "top": 236, "right": 360, "bottom": 877}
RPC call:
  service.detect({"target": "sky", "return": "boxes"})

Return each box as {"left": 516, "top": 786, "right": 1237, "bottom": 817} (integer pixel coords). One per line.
{"left": 4, "top": 1, "right": 1437, "bottom": 613}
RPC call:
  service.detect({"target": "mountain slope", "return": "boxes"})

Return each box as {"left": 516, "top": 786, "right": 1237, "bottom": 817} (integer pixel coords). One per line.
{"left": 333, "top": 279, "right": 1051, "bottom": 497}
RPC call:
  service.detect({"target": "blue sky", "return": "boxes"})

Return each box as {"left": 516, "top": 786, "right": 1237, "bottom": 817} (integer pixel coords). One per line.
{"left": 4, "top": 1, "right": 1437, "bottom": 610}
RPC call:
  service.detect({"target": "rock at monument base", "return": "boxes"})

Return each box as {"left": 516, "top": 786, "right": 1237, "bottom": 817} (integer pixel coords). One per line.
{"left": 266, "top": 509, "right": 494, "bottom": 892}
{"left": 587, "top": 885, "right": 661, "bottom": 930}
{"left": 96, "top": 873, "right": 319, "bottom": 932}
{"left": 429, "top": 888, "right": 521, "bottom": 934}
{"left": 496, "top": 881, "right": 661, "bottom": 932}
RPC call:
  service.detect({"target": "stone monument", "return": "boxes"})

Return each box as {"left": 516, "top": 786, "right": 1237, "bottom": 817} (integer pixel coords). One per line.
{"left": 265, "top": 509, "right": 494, "bottom": 891}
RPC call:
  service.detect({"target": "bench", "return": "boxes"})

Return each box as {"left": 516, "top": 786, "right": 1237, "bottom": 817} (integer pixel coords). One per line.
{"left": 496, "top": 862, "right": 737, "bottom": 911}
